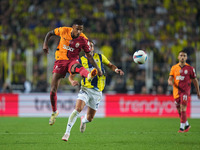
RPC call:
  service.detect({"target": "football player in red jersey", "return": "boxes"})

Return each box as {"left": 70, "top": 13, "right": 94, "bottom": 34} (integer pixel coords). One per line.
{"left": 43, "top": 19, "right": 102, "bottom": 125}
{"left": 168, "top": 49, "right": 200, "bottom": 133}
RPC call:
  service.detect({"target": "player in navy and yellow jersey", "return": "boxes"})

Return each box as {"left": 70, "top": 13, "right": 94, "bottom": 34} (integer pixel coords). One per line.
{"left": 43, "top": 19, "right": 102, "bottom": 126}
{"left": 62, "top": 40, "right": 124, "bottom": 141}
{"left": 168, "top": 49, "right": 200, "bottom": 133}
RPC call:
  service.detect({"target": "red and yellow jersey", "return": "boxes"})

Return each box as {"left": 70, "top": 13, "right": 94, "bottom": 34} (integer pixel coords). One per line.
{"left": 54, "top": 27, "right": 90, "bottom": 60}
{"left": 169, "top": 63, "right": 196, "bottom": 99}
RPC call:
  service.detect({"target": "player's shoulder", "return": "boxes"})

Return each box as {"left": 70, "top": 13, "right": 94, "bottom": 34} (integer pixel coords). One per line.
{"left": 185, "top": 63, "right": 194, "bottom": 70}
{"left": 94, "top": 53, "right": 103, "bottom": 58}
{"left": 171, "top": 63, "right": 180, "bottom": 69}
{"left": 79, "top": 33, "right": 88, "bottom": 40}
{"left": 80, "top": 55, "right": 87, "bottom": 60}
{"left": 59, "top": 27, "right": 72, "bottom": 33}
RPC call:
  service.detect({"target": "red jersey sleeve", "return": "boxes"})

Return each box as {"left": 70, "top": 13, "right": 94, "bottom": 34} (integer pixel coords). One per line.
{"left": 82, "top": 38, "right": 91, "bottom": 53}
{"left": 190, "top": 67, "right": 196, "bottom": 79}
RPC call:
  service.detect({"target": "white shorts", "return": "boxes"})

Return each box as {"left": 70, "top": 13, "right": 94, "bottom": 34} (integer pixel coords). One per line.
{"left": 77, "top": 87, "right": 102, "bottom": 110}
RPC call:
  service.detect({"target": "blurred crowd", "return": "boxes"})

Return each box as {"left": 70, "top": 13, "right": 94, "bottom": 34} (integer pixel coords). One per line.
{"left": 0, "top": 0, "right": 200, "bottom": 94}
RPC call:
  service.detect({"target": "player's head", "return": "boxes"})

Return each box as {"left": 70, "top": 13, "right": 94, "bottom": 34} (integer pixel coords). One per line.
{"left": 178, "top": 49, "right": 187, "bottom": 63}
{"left": 71, "top": 19, "right": 84, "bottom": 38}
{"left": 85, "top": 40, "right": 94, "bottom": 57}
{"left": 89, "top": 40, "right": 94, "bottom": 53}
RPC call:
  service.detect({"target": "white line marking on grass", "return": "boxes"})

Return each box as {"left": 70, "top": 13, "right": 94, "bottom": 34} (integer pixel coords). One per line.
{"left": 0, "top": 131, "right": 199, "bottom": 135}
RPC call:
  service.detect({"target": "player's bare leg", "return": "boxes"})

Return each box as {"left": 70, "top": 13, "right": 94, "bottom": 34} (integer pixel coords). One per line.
{"left": 49, "top": 73, "right": 62, "bottom": 125}
{"left": 62, "top": 99, "right": 85, "bottom": 141}
{"left": 80, "top": 107, "right": 96, "bottom": 133}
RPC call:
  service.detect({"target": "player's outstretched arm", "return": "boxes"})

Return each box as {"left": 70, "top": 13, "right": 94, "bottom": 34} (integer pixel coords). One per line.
{"left": 86, "top": 52, "right": 103, "bottom": 76}
{"left": 107, "top": 62, "right": 124, "bottom": 76}
{"left": 68, "top": 74, "right": 79, "bottom": 86}
{"left": 43, "top": 30, "right": 55, "bottom": 54}
{"left": 192, "top": 78, "right": 200, "bottom": 99}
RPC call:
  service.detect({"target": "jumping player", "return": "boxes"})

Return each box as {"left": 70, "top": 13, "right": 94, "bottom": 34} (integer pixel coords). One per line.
{"left": 43, "top": 19, "right": 102, "bottom": 125}
{"left": 168, "top": 49, "right": 200, "bottom": 133}
{"left": 62, "top": 40, "right": 124, "bottom": 141}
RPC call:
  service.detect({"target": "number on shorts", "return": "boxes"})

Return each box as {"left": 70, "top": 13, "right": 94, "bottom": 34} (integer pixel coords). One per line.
{"left": 183, "top": 95, "right": 187, "bottom": 101}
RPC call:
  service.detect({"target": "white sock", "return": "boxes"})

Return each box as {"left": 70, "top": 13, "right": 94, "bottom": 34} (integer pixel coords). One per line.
{"left": 82, "top": 114, "right": 89, "bottom": 124}
{"left": 180, "top": 123, "right": 185, "bottom": 130}
{"left": 185, "top": 120, "right": 189, "bottom": 126}
{"left": 65, "top": 110, "right": 79, "bottom": 134}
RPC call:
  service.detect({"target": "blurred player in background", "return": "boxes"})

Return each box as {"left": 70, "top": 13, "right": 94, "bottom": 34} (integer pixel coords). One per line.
{"left": 43, "top": 19, "right": 102, "bottom": 126}
{"left": 62, "top": 40, "right": 124, "bottom": 141}
{"left": 168, "top": 49, "right": 200, "bottom": 133}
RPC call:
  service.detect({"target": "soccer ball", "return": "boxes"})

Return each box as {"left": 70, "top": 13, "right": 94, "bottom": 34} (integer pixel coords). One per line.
{"left": 133, "top": 50, "right": 147, "bottom": 64}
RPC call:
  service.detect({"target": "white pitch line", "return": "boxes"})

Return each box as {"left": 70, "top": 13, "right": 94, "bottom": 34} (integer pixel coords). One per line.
{"left": 0, "top": 131, "right": 200, "bottom": 135}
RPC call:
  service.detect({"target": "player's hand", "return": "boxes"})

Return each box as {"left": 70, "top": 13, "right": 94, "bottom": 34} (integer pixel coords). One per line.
{"left": 168, "top": 80, "right": 173, "bottom": 86}
{"left": 197, "top": 92, "right": 200, "bottom": 99}
{"left": 43, "top": 44, "right": 49, "bottom": 54}
{"left": 115, "top": 69, "right": 124, "bottom": 76}
{"left": 97, "top": 70, "right": 103, "bottom": 76}
{"left": 71, "top": 80, "right": 79, "bottom": 86}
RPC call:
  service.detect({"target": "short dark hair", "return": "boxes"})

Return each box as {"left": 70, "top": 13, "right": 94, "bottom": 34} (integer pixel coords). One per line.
{"left": 179, "top": 48, "right": 188, "bottom": 55}
{"left": 73, "top": 19, "right": 84, "bottom": 25}
{"left": 88, "top": 39, "right": 94, "bottom": 45}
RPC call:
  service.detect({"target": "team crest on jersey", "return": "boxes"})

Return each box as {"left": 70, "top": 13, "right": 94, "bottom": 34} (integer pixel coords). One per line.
{"left": 184, "top": 70, "right": 188, "bottom": 74}
{"left": 95, "top": 59, "right": 99, "bottom": 62}
{"left": 75, "top": 43, "right": 80, "bottom": 48}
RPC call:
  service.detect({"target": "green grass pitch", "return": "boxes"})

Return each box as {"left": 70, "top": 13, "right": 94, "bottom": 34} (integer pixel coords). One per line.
{"left": 0, "top": 117, "right": 200, "bottom": 150}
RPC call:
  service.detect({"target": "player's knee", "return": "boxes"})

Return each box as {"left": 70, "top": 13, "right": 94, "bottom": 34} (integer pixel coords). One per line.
{"left": 180, "top": 105, "right": 187, "bottom": 111}
{"left": 72, "top": 64, "right": 83, "bottom": 73}
{"left": 50, "top": 87, "right": 57, "bottom": 93}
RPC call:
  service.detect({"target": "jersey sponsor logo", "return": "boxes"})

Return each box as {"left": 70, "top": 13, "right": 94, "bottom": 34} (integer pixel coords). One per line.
{"left": 184, "top": 70, "right": 188, "bottom": 74}
{"left": 75, "top": 43, "right": 80, "bottom": 48}
{"left": 63, "top": 44, "right": 74, "bottom": 52}
{"left": 176, "top": 76, "right": 185, "bottom": 80}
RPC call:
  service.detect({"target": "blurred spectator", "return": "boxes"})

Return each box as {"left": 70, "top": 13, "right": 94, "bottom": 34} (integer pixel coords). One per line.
{"left": 0, "top": 0, "right": 199, "bottom": 94}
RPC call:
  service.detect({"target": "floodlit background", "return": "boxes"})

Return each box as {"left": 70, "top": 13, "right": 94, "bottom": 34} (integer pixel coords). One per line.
{"left": 1, "top": 0, "right": 200, "bottom": 94}
{"left": 1, "top": 1, "right": 200, "bottom": 149}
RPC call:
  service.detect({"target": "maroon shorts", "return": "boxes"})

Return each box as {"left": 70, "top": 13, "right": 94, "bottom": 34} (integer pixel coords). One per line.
{"left": 175, "top": 93, "right": 189, "bottom": 106}
{"left": 52, "top": 59, "right": 80, "bottom": 77}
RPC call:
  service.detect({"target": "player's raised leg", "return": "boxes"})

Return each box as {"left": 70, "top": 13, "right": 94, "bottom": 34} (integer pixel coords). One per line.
{"left": 80, "top": 107, "right": 96, "bottom": 133}
{"left": 70, "top": 63, "right": 97, "bottom": 82}
{"left": 49, "top": 73, "right": 62, "bottom": 125}
{"left": 87, "top": 68, "right": 97, "bottom": 82}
